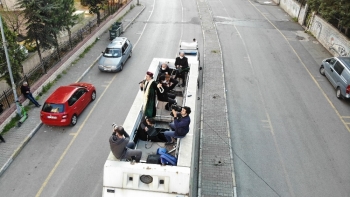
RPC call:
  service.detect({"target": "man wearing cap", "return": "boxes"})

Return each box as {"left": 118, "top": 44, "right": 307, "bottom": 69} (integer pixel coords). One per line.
{"left": 109, "top": 125, "right": 142, "bottom": 162}
{"left": 140, "top": 71, "right": 161, "bottom": 118}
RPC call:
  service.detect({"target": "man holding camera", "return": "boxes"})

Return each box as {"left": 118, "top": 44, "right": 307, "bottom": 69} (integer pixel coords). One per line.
{"left": 109, "top": 125, "right": 142, "bottom": 162}
{"left": 164, "top": 106, "right": 191, "bottom": 145}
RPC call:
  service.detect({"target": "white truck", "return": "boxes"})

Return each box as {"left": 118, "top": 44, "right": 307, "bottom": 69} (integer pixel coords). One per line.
{"left": 102, "top": 42, "right": 200, "bottom": 197}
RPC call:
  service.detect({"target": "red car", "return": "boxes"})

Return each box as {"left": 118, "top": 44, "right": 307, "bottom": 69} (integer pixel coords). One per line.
{"left": 40, "top": 82, "right": 96, "bottom": 126}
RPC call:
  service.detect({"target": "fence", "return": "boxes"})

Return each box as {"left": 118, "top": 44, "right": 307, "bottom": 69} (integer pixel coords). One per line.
{"left": 0, "top": 3, "right": 125, "bottom": 115}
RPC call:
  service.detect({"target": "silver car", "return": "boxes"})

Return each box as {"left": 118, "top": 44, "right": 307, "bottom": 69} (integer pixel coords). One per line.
{"left": 320, "top": 57, "right": 350, "bottom": 99}
{"left": 98, "top": 37, "right": 132, "bottom": 72}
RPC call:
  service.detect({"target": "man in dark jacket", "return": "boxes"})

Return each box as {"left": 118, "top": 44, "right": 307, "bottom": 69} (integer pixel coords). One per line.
{"left": 159, "top": 64, "right": 178, "bottom": 90}
{"left": 174, "top": 52, "right": 189, "bottom": 87}
{"left": 156, "top": 75, "right": 176, "bottom": 107}
{"left": 109, "top": 125, "right": 142, "bottom": 162}
{"left": 164, "top": 106, "right": 191, "bottom": 145}
{"left": 21, "top": 81, "right": 40, "bottom": 107}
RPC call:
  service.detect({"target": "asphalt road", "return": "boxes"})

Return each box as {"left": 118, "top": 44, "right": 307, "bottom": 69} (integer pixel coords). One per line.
{"left": 0, "top": 0, "right": 202, "bottom": 196}
{"left": 211, "top": 0, "right": 350, "bottom": 197}
{"left": 1, "top": 0, "right": 349, "bottom": 197}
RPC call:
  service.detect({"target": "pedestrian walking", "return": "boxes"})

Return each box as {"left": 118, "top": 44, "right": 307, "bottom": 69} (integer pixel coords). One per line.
{"left": 0, "top": 134, "right": 5, "bottom": 143}
{"left": 21, "top": 81, "right": 41, "bottom": 107}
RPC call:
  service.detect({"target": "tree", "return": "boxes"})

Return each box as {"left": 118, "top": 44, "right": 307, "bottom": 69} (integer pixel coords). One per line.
{"left": 61, "top": 0, "right": 79, "bottom": 50}
{"left": 307, "top": 0, "right": 350, "bottom": 36}
{"left": 0, "top": 9, "right": 26, "bottom": 36}
{"left": 17, "top": 0, "right": 57, "bottom": 69}
{"left": 0, "top": 17, "right": 26, "bottom": 86}
{"left": 86, "top": 0, "right": 106, "bottom": 25}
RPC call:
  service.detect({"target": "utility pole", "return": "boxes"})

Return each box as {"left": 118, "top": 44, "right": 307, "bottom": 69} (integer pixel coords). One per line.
{"left": 0, "top": 16, "right": 21, "bottom": 115}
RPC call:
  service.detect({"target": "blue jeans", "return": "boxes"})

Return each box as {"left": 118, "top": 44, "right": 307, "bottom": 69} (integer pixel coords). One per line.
{"left": 25, "top": 93, "right": 39, "bottom": 106}
{"left": 163, "top": 130, "right": 185, "bottom": 142}
{"left": 122, "top": 142, "right": 142, "bottom": 162}
{"left": 169, "top": 122, "right": 175, "bottom": 130}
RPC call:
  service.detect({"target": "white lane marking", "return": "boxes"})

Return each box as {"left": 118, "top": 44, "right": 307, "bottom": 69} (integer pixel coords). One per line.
{"left": 132, "top": 0, "right": 156, "bottom": 49}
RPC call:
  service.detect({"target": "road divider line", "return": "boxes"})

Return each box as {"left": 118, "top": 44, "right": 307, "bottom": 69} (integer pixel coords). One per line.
{"left": 132, "top": 0, "right": 155, "bottom": 49}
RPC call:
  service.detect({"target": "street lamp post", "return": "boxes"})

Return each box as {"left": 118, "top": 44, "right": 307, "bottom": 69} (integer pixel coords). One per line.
{"left": 0, "top": 16, "right": 22, "bottom": 116}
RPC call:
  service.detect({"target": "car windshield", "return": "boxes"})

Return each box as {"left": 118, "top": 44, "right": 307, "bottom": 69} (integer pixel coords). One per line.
{"left": 42, "top": 103, "right": 65, "bottom": 113}
{"left": 103, "top": 48, "right": 121, "bottom": 57}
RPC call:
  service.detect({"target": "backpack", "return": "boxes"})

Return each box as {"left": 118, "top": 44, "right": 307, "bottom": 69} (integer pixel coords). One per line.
{"left": 156, "top": 148, "right": 177, "bottom": 166}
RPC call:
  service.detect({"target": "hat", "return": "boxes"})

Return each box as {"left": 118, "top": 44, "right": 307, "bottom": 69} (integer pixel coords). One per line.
{"left": 146, "top": 71, "right": 153, "bottom": 78}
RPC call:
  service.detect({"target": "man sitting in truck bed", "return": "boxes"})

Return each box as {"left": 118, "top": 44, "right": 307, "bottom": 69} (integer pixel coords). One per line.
{"left": 109, "top": 125, "right": 142, "bottom": 162}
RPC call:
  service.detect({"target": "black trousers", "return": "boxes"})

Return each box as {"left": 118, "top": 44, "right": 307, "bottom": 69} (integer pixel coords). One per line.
{"left": 0, "top": 134, "right": 5, "bottom": 142}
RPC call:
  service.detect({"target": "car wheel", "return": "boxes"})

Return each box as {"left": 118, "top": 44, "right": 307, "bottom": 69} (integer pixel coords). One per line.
{"left": 91, "top": 90, "right": 96, "bottom": 102}
{"left": 319, "top": 65, "right": 325, "bottom": 76}
{"left": 71, "top": 114, "right": 78, "bottom": 126}
{"left": 336, "top": 87, "right": 343, "bottom": 99}
{"left": 129, "top": 51, "right": 132, "bottom": 58}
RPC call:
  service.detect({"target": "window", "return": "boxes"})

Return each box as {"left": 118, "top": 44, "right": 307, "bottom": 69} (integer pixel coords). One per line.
{"left": 328, "top": 58, "right": 336, "bottom": 65}
{"left": 103, "top": 48, "right": 121, "bottom": 57}
{"left": 43, "top": 103, "right": 64, "bottom": 113}
{"left": 333, "top": 62, "right": 344, "bottom": 75}
{"left": 122, "top": 42, "right": 129, "bottom": 54}
{"left": 68, "top": 89, "right": 85, "bottom": 106}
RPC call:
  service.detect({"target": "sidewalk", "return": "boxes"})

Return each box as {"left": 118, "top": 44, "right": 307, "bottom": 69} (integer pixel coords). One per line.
{"left": 0, "top": 1, "right": 145, "bottom": 176}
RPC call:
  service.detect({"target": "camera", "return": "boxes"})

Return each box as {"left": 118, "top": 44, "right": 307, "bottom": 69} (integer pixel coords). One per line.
{"left": 112, "top": 123, "right": 117, "bottom": 128}
{"left": 171, "top": 104, "right": 182, "bottom": 112}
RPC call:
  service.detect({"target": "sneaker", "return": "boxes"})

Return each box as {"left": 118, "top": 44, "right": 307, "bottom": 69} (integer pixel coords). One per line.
{"left": 36, "top": 104, "right": 41, "bottom": 107}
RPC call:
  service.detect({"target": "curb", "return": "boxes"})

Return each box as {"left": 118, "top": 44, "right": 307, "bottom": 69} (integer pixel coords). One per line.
{"left": 0, "top": 122, "right": 42, "bottom": 177}
{"left": 123, "top": 5, "right": 146, "bottom": 32}
{"left": 0, "top": 3, "right": 146, "bottom": 178}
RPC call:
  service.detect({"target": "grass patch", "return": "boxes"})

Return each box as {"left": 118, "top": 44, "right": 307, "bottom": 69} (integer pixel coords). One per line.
{"left": 72, "top": 39, "right": 98, "bottom": 65}
{"left": 23, "top": 105, "right": 30, "bottom": 112}
{"left": 292, "top": 17, "right": 298, "bottom": 22}
{"left": 211, "top": 50, "right": 220, "bottom": 53}
{"left": 117, "top": 5, "right": 135, "bottom": 22}
{"left": 2, "top": 115, "right": 21, "bottom": 133}
{"left": 62, "top": 70, "right": 67, "bottom": 74}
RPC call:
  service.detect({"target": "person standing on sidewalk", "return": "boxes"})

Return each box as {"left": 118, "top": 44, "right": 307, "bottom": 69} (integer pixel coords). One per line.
{"left": 21, "top": 81, "right": 41, "bottom": 107}
{"left": 0, "top": 134, "right": 5, "bottom": 143}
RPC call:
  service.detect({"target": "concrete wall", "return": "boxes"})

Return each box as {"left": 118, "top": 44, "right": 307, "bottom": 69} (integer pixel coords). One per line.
{"left": 309, "top": 15, "right": 350, "bottom": 57}
{"left": 279, "top": 0, "right": 300, "bottom": 18}
{"left": 271, "top": 0, "right": 306, "bottom": 26}
{"left": 273, "top": 0, "right": 350, "bottom": 57}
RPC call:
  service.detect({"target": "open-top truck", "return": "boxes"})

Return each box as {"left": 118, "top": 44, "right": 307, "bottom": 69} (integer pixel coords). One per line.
{"left": 102, "top": 41, "right": 199, "bottom": 197}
